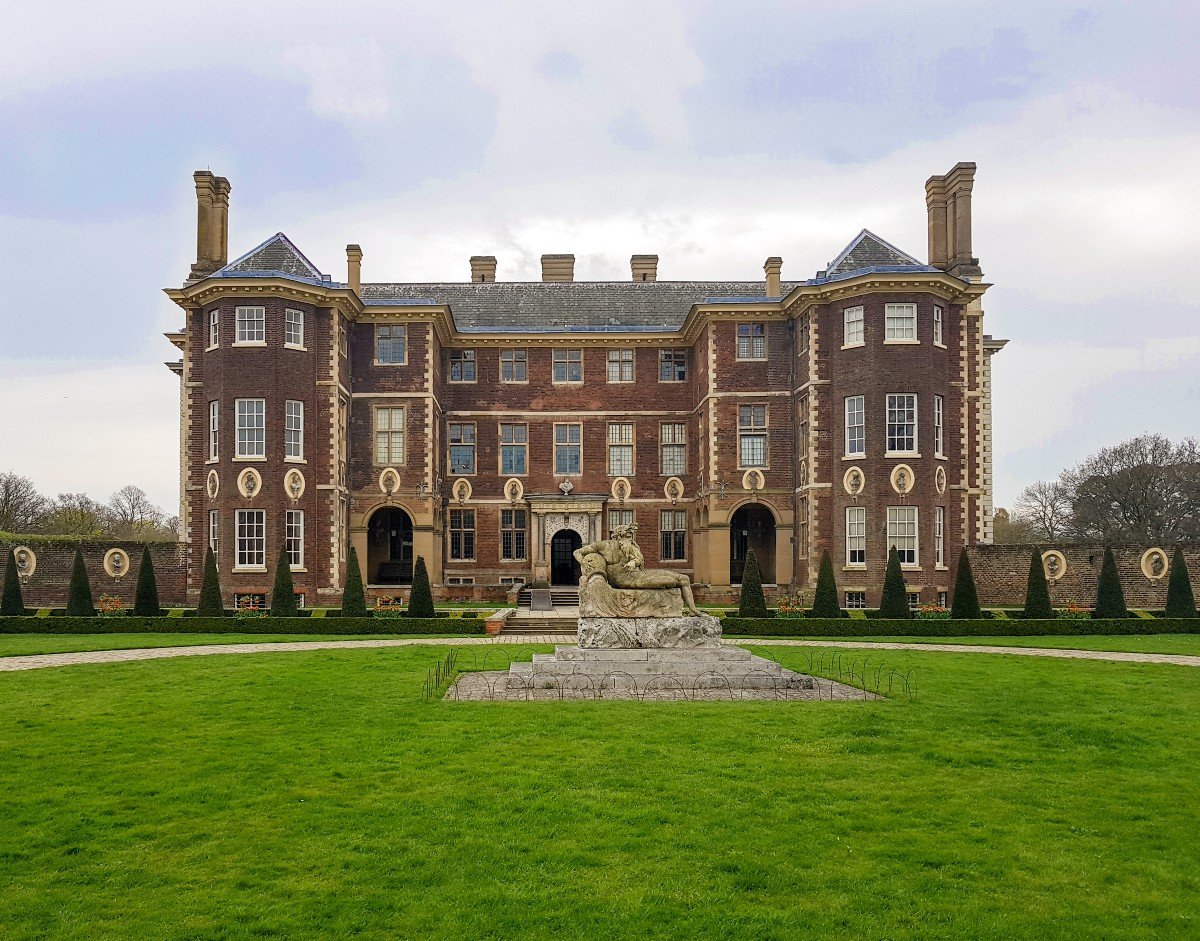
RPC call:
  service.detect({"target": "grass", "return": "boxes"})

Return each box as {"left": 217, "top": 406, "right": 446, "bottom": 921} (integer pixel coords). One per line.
{"left": 0, "top": 633, "right": 426, "bottom": 657}
{"left": 1, "top": 644, "right": 1198, "bottom": 939}
{"left": 743, "top": 634, "right": 1200, "bottom": 656}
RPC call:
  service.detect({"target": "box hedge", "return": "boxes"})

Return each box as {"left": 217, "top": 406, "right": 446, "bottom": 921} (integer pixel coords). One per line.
{"left": 0, "top": 616, "right": 487, "bottom": 636}
{"left": 720, "top": 617, "right": 1200, "bottom": 637}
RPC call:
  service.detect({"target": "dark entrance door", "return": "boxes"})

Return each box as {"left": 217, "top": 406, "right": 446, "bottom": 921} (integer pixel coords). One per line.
{"left": 550, "top": 529, "right": 582, "bottom": 586}
{"left": 367, "top": 507, "right": 414, "bottom": 585}
{"left": 730, "top": 504, "right": 777, "bottom": 585}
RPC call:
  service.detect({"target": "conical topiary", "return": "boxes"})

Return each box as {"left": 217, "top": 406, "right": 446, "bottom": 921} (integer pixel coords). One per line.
{"left": 878, "top": 545, "right": 912, "bottom": 619}
{"left": 950, "top": 547, "right": 982, "bottom": 619}
{"left": 341, "top": 544, "right": 368, "bottom": 617}
{"left": 133, "top": 545, "right": 162, "bottom": 616}
{"left": 1093, "top": 547, "right": 1128, "bottom": 619}
{"left": 1021, "top": 548, "right": 1053, "bottom": 620}
{"left": 1164, "top": 547, "right": 1197, "bottom": 619}
{"left": 66, "top": 546, "right": 95, "bottom": 617}
{"left": 270, "top": 546, "right": 298, "bottom": 617}
{"left": 738, "top": 549, "right": 768, "bottom": 618}
{"left": 2, "top": 548, "right": 27, "bottom": 616}
{"left": 196, "top": 546, "right": 226, "bottom": 617}
{"left": 407, "top": 555, "right": 436, "bottom": 618}
{"left": 810, "top": 550, "right": 842, "bottom": 618}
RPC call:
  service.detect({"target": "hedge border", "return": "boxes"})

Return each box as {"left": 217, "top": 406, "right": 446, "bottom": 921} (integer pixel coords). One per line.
{"left": 721, "top": 617, "right": 1200, "bottom": 637}
{"left": 0, "top": 617, "right": 485, "bottom": 636}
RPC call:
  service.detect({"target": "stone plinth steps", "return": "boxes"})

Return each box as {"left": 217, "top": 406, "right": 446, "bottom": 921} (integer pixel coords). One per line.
{"left": 508, "top": 645, "right": 811, "bottom": 684}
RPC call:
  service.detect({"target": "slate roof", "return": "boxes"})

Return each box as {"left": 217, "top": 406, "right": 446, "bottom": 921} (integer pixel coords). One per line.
{"left": 812, "top": 229, "right": 939, "bottom": 284}
{"left": 214, "top": 233, "right": 331, "bottom": 285}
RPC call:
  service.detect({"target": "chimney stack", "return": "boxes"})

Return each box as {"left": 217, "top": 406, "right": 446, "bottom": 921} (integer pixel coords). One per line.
{"left": 631, "top": 254, "right": 658, "bottom": 282}
{"left": 470, "top": 256, "right": 497, "bottom": 282}
{"left": 763, "top": 256, "right": 783, "bottom": 297}
{"left": 189, "top": 170, "right": 231, "bottom": 280}
{"left": 926, "top": 162, "right": 980, "bottom": 277}
{"left": 541, "top": 254, "right": 574, "bottom": 282}
{"left": 346, "top": 244, "right": 363, "bottom": 294}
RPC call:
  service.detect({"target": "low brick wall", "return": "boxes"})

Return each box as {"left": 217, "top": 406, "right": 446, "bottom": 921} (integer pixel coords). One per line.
{"left": 0, "top": 539, "right": 190, "bottom": 608}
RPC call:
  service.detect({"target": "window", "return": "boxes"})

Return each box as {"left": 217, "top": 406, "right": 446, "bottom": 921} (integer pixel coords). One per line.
{"left": 660, "top": 423, "right": 686, "bottom": 475}
{"left": 845, "top": 591, "right": 866, "bottom": 610}
{"left": 374, "top": 407, "right": 405, "bottom": 465}
{"left": 846, "top": 506, "right": 866, "bottom": 566}
{"left": 285, "top": 400, "right": 304, "bottom": 460}
{"left": 738, "top": 405, "right": 768, "bottom": 467}
{"left": 659, "top": 349, "right": 687, "bottom": 382}
{"left": 606, "top": 348, "right": 634, "bottom": 382}
{"left": 553, "top": 348, "right": 583, "bottom": 382}
{"left": 449, "top": 349, "right": 476, "bottom": 382}
{"left": 208, "top": 509, "right": 219, "bottom": 558}
{"left": 608, "top": 508, "right": 634, "bottom": 536}
{"left": 845, "top": 395, "right": 865, "bottom": 456}
{"left": 208, "top": 310, "right": 219, "bottom": 348}
{"left": 286, "top": 509, "right": 304, "bottom": 569}
{"left": 285, "top": 309, "right": 304, "bottom": 348}
{"left": 737, "top": 323, "right": 766, "bottom": 359}
{"left": 338, "top": 321, "right": 348, "bottom": 358}
{"left": 235, "top": 509, "right": 265, "bottom": 568}
{"left": 235, "top": 306, "right": 265, "bottom": 344}
{"left": 885, "top": 303, "right": 916, "bottom": 341}
{"left": 208, "top": 400, "right": 219, "bottom": 460}
{"left": 933, "top": 306, "right": 944, "bottom": 346}
{"left": 607, "top": 422, "right": 634, "bottom": 476}
{"left": 660, "top": 510, "right": 687, "bottom": 560}
{"left": 935, "top": 506, "right": 945, "bottom": 568}
{"left": 907, "top": 592, "right": 921, "bottom": 610}
{"left": 446, "top": 576, "right": 475, "bottom": 587}
{"left": 937, "top": 590, "right": 948, "bottom": 608}
{"left": 886, "top": 394, "right": 917, "bottom": 454}
{"left": 235, "top": 399, "right": 265, "bottom": 458}
{"left": 500, "top": 349, "right": 527, "bottom": 382}
{"left": 934, "top": 395, "right": 945, "bottom": 457}
{"left": 499, "top": 576, "right": 526, "bottom": 588}
{"left": 448, "top": 423, "right": 476, "bottom": 475}
{"left": 843, "top": 306, "right": 864, "bottom": 346}
{"left": 887, "top": 506, "right": 919, "bottom": 566}
{"left": 375, "top": 325, "right": 406, "bottom": 364}
{"left": 554, "top": 423, "right": 582, "bottom": 474}
{"left": 501, "top": 508, "right": 527, "bottom": 561}
{"left": 500, "top": 423, "right": 527, "bottom": 475}
{"left": 449, "top": 509, "right": 475, "bottom": 560}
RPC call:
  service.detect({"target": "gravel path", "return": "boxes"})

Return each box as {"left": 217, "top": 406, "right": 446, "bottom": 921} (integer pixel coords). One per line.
{"left": 1, "top": 635, "right": 1198, "bottom": 673}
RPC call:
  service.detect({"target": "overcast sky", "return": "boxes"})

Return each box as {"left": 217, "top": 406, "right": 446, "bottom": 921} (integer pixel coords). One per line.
{"left": 2, "top": 1, "right": 1198, "bottom": 516}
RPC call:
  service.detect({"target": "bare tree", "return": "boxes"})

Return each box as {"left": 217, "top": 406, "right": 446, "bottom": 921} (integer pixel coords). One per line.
{"left": 41, "top": 493, "right": 110, "bottom": 536}
{"left": 992, "top": 507, "right": 1037, "bottom": 544}
{"left": 107, "top": 484, "right": 166, "bottom": 537}
{"left": 0, "top": 471, "right": 48, "bottom": 533}
{"left": 1011, "top": 480, "right": 1073, "bottom": 541}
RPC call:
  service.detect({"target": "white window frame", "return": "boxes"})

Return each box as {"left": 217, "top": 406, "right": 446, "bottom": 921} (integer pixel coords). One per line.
{"left": 235, "top": 509, "right": 266, "bottom": 570}
{"left": 934, "top": 394, "right": 945, "bottom": 457}
{"left": 208, "top": 509, "right": 219, "bottom": 558}
{"left": 845, "top": 591, "right": 867, "bottom": 610}
{"left": 553, "top": 348, "right": 583, "bottom": 383}
{"left": 884, "top": 303, "right": 917, "bottom": 343}
{"left": 234, "top": 306, "right": 265, "bottom": 345}
{"left": 554, "top": 422, "right": 583, "bottom": 475}
{"left": 208, "top": 309, "right": 220, "bottom": 350}
{"left": 284, "top": 308, "right": 305, "bottom": 349}
{"left": 935, "top": 506, "right": 945, "bottom": 569}
{"left": 606, "top": 349, "right": 634, "bottom": 383}
{"left": 208, "top": 400, "right": 219, "bottom": 461}
{"left": 933, "top": 306, "right": 944, "bottom": 347}
{"left": 285, "top": 400, "right": 304, "bottom": 461}
{"left": 844, "top": 395, "right": 865, "bottom": 457}
{"left": 235, "top": 399, "right": 266, "bottom": 459}
{"left": 887, "top": 506, "right": 919, "bottom": 567}
{"left": 500, "top": 348, "right": 527, "bottom": 383}
{"left": 374, "top": 324, "right": 407, "bottom": 365}
{"left": 885, "top": 394, "right": 918, "bottom": 455}
{"left": 499, "top": 422, "right": 527, "bottom": 476}
{"left": 843, "top": 306, "right": 864, "bottom": 348}
{"left": 846, "top": 506, "right": 866, "bottom": 567}
{"left": 660, "top": 422, "right": 686, "bottom": 476}
{"left": 374, "top": 406, "right": 405, "bottom": 465}
{"left": 607, "top": 422, "right": 635, "bottom": 477}
{"left": 736, "top": 323, "right": 767, "bottom": 360}
{"left": 738, "top": 404, "right": 768, "bottom": 468}
{"left": 286, "top": 509, "right": 304, "bottom": 570}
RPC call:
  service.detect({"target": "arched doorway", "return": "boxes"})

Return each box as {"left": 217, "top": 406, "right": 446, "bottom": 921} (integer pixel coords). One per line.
{"left": 367, "top": 506, "right": 414, "bottom": 585}
{"left": 731, "top": 504, "right": 776, "bottom": 585}
{"left": 550, "top": 529, "right": 582, "bottom": 586}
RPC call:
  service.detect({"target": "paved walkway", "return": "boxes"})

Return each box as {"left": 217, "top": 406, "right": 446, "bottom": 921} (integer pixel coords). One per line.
{"left": 1, "top": 635, "right": 1198, "bottom": 672}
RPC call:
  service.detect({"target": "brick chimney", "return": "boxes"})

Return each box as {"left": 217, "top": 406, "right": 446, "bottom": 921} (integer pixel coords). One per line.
{"left": 763, "top": 256, "right": 782, "bottom": 297}
{"left": 470, "top": 256, "right": 497, "bottom": 282}
{"left": 346, "top": 244, "right": 363, "bottom": 293}
{"left": 541, "top": 254, "right": 574, "bottom": 282}
{"left": 926, "top": 162, "right": 980, "bottom": 277}
{"left": 631, "top": 254, "right": 658, "bottom": 282}
{"left": 189, "top": 170, "right": 231, "bottom": 280}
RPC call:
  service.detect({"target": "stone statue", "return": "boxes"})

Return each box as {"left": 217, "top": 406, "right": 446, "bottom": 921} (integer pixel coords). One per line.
{"left": 574, "top": 524, "right": 701, "bottom": 616}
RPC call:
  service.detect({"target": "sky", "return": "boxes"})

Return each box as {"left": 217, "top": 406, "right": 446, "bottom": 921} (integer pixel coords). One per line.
{"left": 1, "top": 1, "right": 1198, "bottom": 516}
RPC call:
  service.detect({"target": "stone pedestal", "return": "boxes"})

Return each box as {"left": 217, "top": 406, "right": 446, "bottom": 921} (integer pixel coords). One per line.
{"left": 577, "top": 614, "right": 721, "bottom": 649}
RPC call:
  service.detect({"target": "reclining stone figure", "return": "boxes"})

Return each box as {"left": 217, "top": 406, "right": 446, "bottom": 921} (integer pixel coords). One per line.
{"left": 573, "top": 523, "right": 701, "bottom": 618}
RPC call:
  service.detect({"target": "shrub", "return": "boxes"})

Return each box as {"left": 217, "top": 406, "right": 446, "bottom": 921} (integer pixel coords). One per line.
{"left": 719, "top": 616, "right": 1200, "bottom": 638}
{"left": 1021, "top": 548, "right": 1053, "bottom": 620}
{"left": 196, "top": 547, "right": 225, "bottom": 617}
{"left": 1, "top": 548, "right": 25, "bottom": 617}
{"left": 134, "top": 545, "right": 162, "bottom": 617}
{"left": 0, "top": 616, "right": 487, "bottom": 635}
{"left": 1093, "top": 547, "right": 1128, "bottom": 619}
{"left": 738, "top": 549, "right": 768, "bottom": 618}
{"left": 408, "top": 556, "right": 436, "bottom": 618}
{"left": 878, "top": 546, "right": 912, "bottom": 619}
{"left": 809, "top": 550, "right": 842, "bottom": 618}
{"left": 1164, "top": 547, "right": 1197, "bottom": 619}
{"left": 96, "top": 593, "right": 124, "bottom": 616}
{"left": 341, "top": 545, "right": 368, "bottom": 617}
{"left": 270, "top": 546, "right": 298, "bottom": 617}
{"left": 950, "top": 547, "right": 981, "bottom": 619}
{"left": 66, "top": 547, "right": 95, "bottom": 617}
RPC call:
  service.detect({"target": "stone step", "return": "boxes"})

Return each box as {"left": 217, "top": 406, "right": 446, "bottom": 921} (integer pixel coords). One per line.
{"left": 553, "top": 645, "right": 751, "bottom": 663}
{"left": 526, "top": 654, "right": 785, "bottom": 678}
{"left": 503, "top": 618, "right": 579, "bottom": 634}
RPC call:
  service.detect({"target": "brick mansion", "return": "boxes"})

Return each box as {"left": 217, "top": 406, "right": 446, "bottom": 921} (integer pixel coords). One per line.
{"left": 164, "top": 163, "right": 1005, "bottom": 607}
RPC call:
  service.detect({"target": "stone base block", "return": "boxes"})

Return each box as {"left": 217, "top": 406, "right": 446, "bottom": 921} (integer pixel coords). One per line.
{"left": 577, "top": 614, "right": 722, "bottom": 649}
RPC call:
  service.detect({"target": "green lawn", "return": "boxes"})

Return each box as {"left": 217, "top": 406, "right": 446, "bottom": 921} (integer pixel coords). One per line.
{"left": 1, "top": 644, "right": 1197, "bottom": 939}
{"left": 0, "top": 633, "right": 432, "bottom": 657}
{"left": 776, "top": 634, "right": 1200, "bottom": 656}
